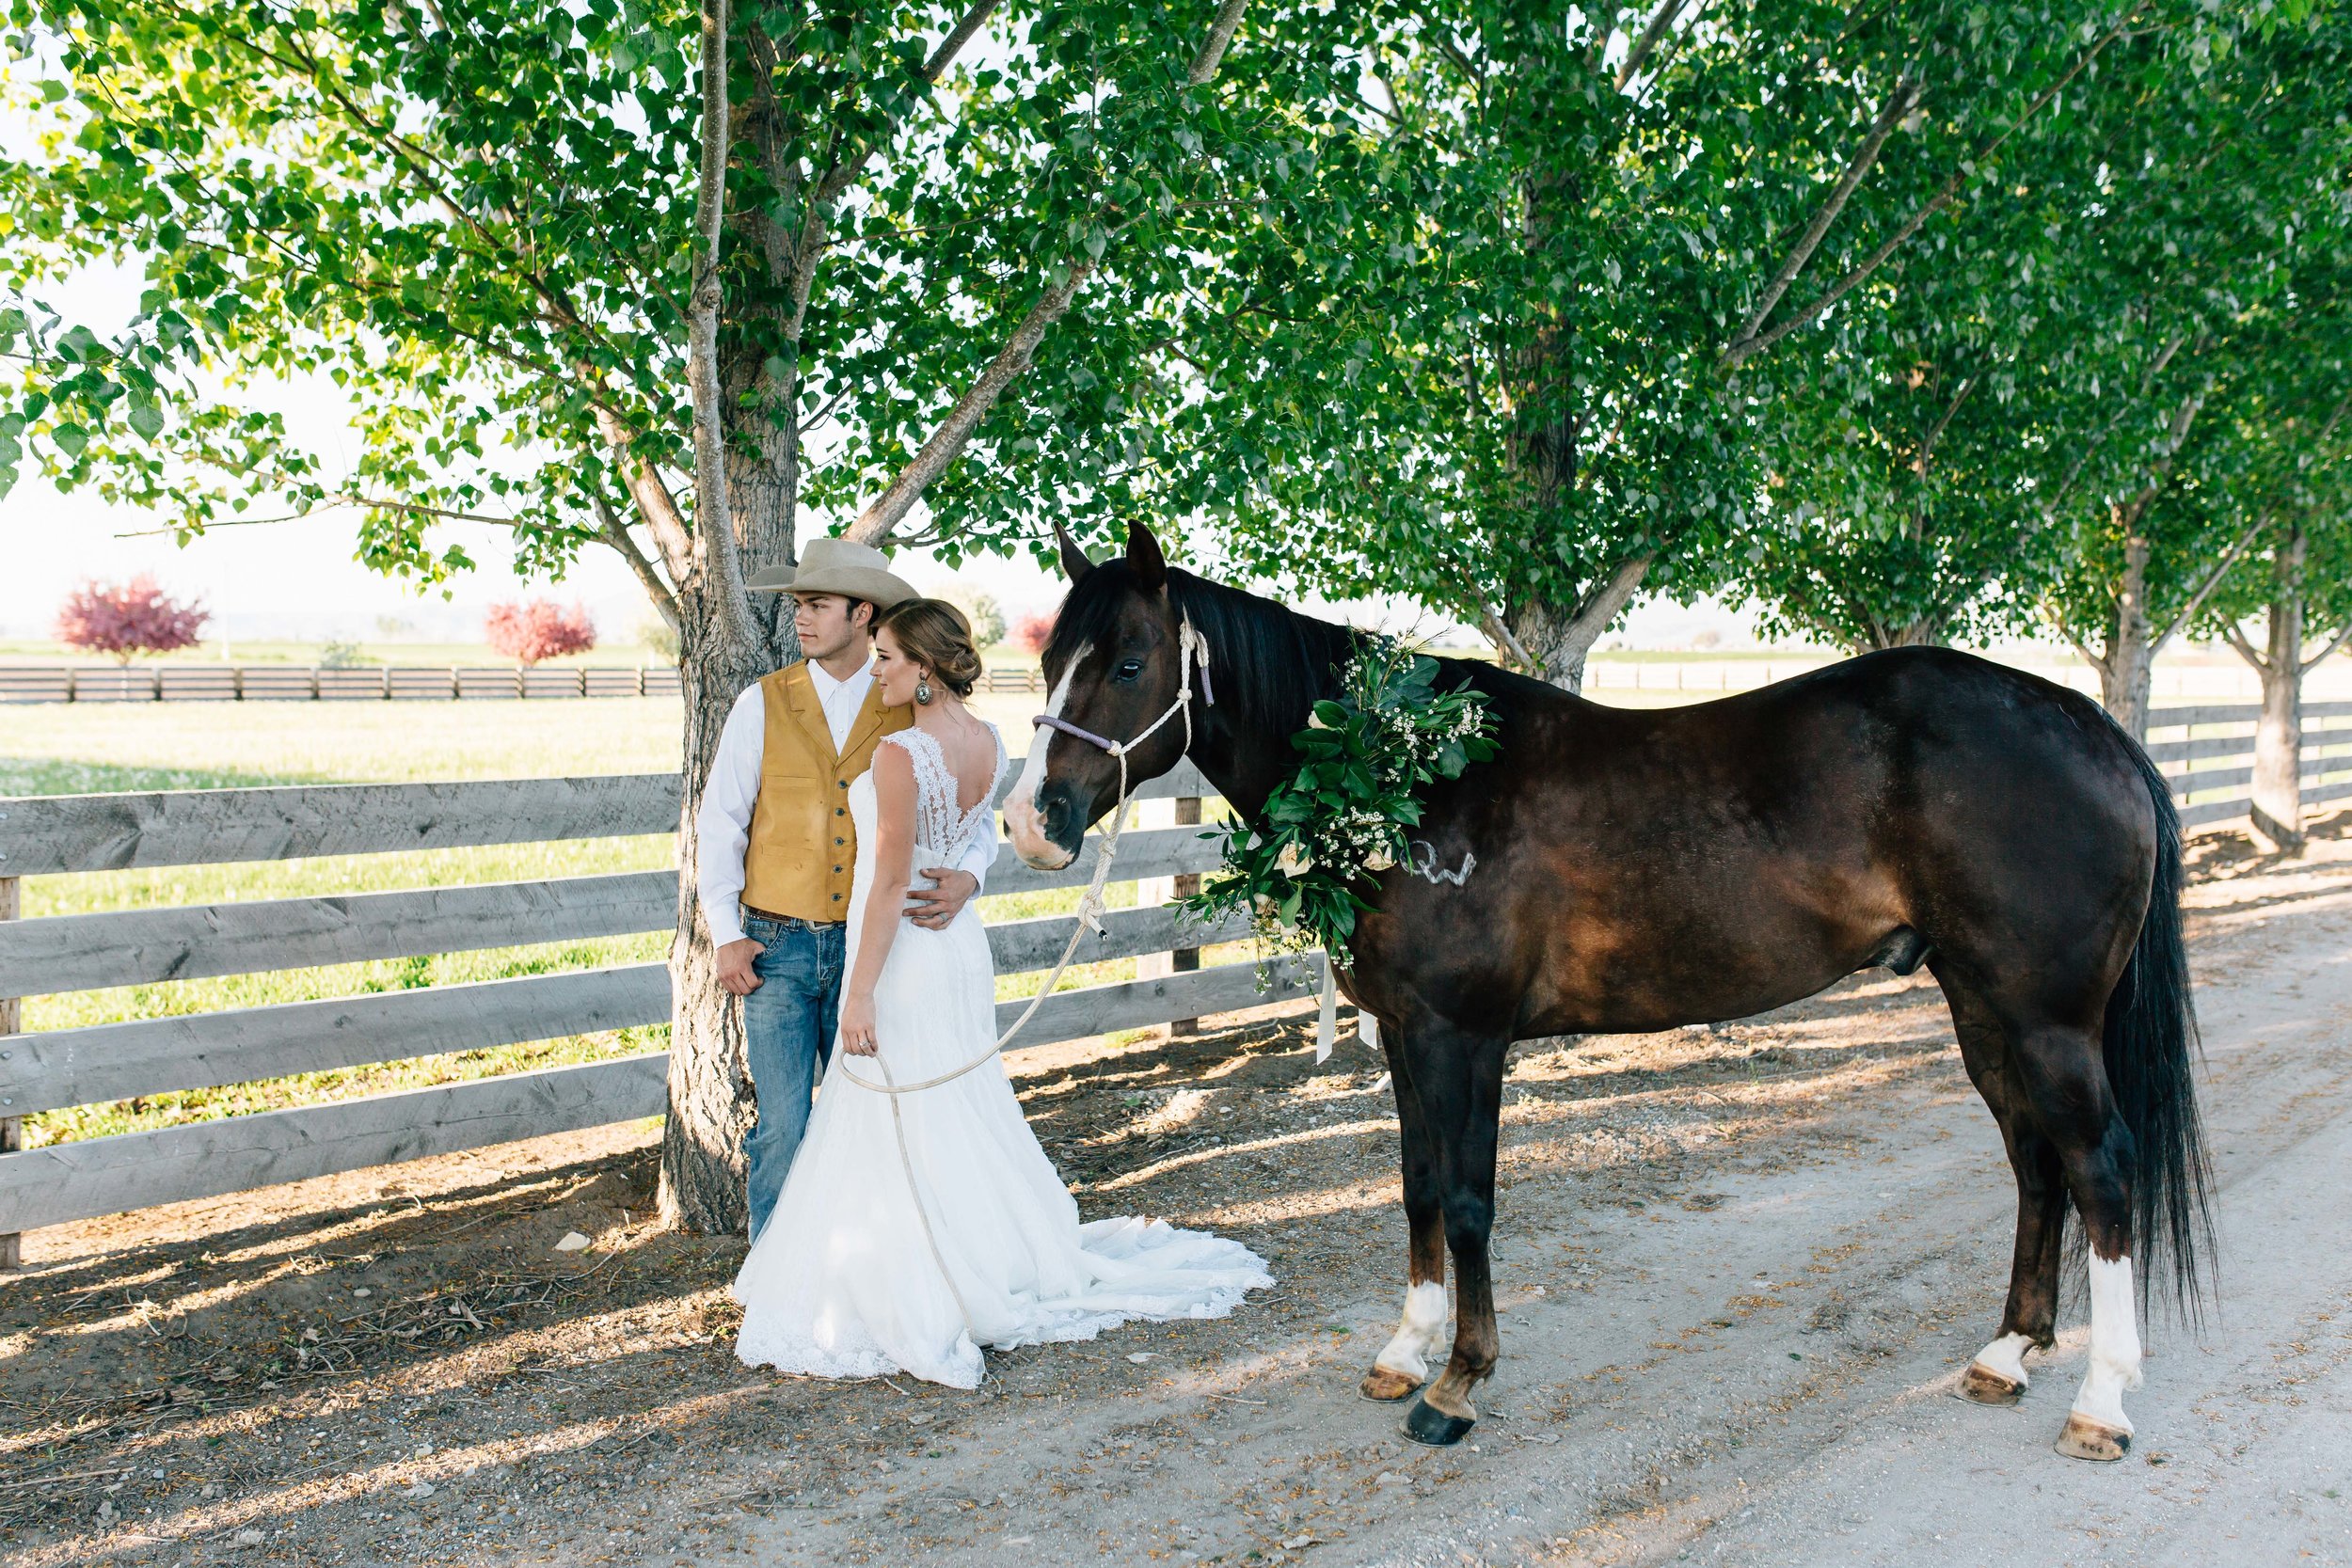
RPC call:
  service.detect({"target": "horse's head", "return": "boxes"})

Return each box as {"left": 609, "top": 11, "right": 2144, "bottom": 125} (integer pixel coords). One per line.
{"left": 1005, "top": 520, "right": 1198, "bottom": 870}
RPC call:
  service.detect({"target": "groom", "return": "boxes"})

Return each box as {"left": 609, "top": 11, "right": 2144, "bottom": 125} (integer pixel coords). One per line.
{"left": 695, "top": 539, "right": 1001, "bottom": 1239}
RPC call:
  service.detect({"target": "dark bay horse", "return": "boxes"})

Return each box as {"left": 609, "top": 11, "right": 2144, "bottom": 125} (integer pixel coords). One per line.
{"left": 1004, "top": 522, "right": 2211, "bottom": 1462}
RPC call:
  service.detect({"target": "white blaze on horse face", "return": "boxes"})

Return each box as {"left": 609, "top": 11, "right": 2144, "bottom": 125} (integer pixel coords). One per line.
{"left": 2071, "top": 1254, "right": 2143, "bottom": 1431}
{"left": 1971, "top": 1330, "right": 2034, "bottom": 1388}
{"left": 1373, "top": 1280, "right": 1450, "bottom": 1382}
{"left": 1005, "top": 651, "right": 1085, "bottom": 870}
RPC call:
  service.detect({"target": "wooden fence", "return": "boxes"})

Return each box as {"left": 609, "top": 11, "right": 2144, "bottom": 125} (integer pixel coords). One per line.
{"left": 0, "top": 663, "right": 1052, "bottom": 703}
{"left": 3, "top": 696, "right": 2340, "bottom": 1247}
{"left": 2143, "top": 701, "right": 2352, "bottom": 828}
{"left": 0, "top": 759, "right": 1317, "bottom": 1243}
{"left": 0, "top": 664, "right": 687, "bottom": 703}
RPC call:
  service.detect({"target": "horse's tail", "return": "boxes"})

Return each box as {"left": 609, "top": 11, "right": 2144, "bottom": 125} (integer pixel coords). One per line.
{"left": 2104, "top": 743, "right": 2217, "bottom": 1320}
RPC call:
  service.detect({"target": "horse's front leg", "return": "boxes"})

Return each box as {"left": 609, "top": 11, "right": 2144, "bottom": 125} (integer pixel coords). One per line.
{"left": 1400, "top": 1021, "right": 1509, "bottom": 1448}
{"left": 1363, "top": 1039, "right": 1448, "bottom": 1402}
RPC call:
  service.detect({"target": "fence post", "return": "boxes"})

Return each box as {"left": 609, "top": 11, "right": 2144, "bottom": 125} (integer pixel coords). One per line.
{"left": 1137, "top": 797, "right": 1205, "bottom": 1037}
{"left": 310, "top": 666, "right": 321, "bottom": 700}
{"left": 1168, "top": 795, "right": 1202, "bottom": 1035}
{"left": 382, "top": 666, "right": 392, "bottom": 700}
{"left": 1, "top": 873, "right": 20, "bottom": 1271}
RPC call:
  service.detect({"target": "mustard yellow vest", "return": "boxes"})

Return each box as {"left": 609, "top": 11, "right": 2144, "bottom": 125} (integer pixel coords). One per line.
{"left": 740, "top": 662, "right": 913, "bottom": 921}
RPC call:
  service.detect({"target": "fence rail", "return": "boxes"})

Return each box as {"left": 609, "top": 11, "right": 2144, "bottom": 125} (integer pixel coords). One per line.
{"left": 0, "top": 664, "right": 685, "bottom": 704}
{"left": 0, "top": 663, "right": 1068, "bottom": 703}
{"left": 0, "top": 757, "right": 1315, "bottom": 1237}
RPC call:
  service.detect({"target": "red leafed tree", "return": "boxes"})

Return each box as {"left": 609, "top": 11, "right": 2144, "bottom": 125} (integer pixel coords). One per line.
{"left": 485, "top": 598, "right": 598, "bottom": 666}
{"left": 54, "top": 577, "right": 210, "bottom": 664}
{"left": 1013, "top": 612, "right": 1056, "bottom": 657}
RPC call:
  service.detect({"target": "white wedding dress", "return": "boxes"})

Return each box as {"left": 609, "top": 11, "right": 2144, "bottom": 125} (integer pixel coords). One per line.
{"left": 731, "top": 723, "right": 1272, "bottom": 1388}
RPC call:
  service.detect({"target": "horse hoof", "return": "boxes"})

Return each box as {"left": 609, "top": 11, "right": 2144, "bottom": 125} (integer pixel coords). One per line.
{"left": 1956, "top": 1361, "right": 2026, "bottom": 1406}
{"left": 2054, "top": 1412, "right": 2131, "bottom": 1462}
{"left": 1403, "top": 1395, "right": 1475, "bottom": 1448}
{"left": 1359, "top": 1367, "right": 1422, "bottom": 1402}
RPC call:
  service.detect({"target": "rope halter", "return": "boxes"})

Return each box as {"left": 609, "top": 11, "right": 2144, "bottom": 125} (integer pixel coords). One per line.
{"left": 1030, "top": 618, "right": 1214, "bottom": 760}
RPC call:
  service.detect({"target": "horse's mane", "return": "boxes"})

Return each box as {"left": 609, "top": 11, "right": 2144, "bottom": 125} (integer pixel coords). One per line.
{"left": 1045, "top": 563, "right": 1359, "bottom": 739}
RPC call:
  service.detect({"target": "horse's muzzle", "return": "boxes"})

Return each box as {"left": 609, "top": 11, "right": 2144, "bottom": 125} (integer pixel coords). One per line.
{"left": 1008, "top": 778, "right": 1099, "bottom": 870}
{"left": 1005, "top": 784, "right": 1082, "bottom": 870}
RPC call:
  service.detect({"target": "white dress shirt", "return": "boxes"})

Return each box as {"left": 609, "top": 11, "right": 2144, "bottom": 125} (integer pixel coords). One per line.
{"left": 695, "top": 663, "right": 999, "bottom": 947}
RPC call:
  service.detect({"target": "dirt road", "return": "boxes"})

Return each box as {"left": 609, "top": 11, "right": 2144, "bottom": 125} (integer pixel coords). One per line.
{"left": 6, "top": 822, "right": 2350, "bottom": 1568}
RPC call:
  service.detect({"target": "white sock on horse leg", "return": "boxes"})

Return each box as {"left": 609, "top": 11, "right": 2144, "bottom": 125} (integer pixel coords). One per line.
{"left": 2071, "top": 1254, "right": 2142, "bottom": 1430}
{"left": 1972, "top": 1331, "right": 2034, "bottom": 1387}
{"left": 1374, "top": 1281, "right": 1449, "bottom": 1381}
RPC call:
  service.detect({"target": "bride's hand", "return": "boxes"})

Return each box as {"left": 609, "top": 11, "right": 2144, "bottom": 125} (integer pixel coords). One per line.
{"left": 838, "top": 990, "right": 880, "bottom": 1056}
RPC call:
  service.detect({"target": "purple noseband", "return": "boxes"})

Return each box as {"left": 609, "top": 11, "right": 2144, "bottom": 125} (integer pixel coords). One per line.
{"left": 1031, "top": 641, "right": 1214, "bottom": 756}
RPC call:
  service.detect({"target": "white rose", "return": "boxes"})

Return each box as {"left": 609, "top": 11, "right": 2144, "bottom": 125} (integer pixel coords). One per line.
{"left": 1275, "top": 842, "right": 1313, "bottom": 877}
{"left": 1364, "top": 844, "right": 1394, "bottom": 872}
{"left": 1252, "top": 894, "right": 1279, "bottom": 920}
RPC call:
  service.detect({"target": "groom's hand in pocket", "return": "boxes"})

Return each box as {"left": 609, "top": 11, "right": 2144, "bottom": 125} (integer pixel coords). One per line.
{"left": 905, "top": 868, "right": 978, "bottom": 929}
{"left": 717, "top": 938, "right": 765, "bottom": 995}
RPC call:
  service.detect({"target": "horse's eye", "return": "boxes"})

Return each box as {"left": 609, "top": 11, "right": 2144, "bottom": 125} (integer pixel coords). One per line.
{"left": 1114, "top": 659, "right": 1145, "bottom": 683}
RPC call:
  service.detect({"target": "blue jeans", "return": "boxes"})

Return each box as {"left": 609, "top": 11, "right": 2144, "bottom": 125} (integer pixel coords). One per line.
{"left": 739, "top": 913, "right": 844, "bottom": 1242}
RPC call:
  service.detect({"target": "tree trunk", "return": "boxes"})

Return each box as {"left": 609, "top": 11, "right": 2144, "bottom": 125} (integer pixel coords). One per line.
{"left": 2098, "top": 530, "right": 2156, "bottom": 740}
{"left": 1500, "top": 553, "right": 1651, "bottom": 692}
{"left": 658, "top": 607, "right": 787, "bottom": 1232}
{"left": 2248, "top": 527, "right": 2307, "bottom": 852}
{"left": 1858, "top": 616, "right": 1944, "bottom": 651}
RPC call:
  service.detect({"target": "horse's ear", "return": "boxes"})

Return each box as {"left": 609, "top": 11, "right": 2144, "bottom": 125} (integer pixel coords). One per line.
{"left": 1055, "top": 523, "right": 1094, "bottom": 582}
{"left": 1126, "top": 519, "right": 1167, "bottom": 591}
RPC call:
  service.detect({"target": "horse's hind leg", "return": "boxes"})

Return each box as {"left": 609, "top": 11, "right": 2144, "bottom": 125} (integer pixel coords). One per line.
{"left": 1362, "top": 1053, "right": 1449, "bottom": 1402}
{"left": 1395, "top": 1018, "right": 1509, "bottom": 1448}
{"left": 2012, "top": 1021, "right": 2144, "bottom": 1461}
{"left": 1940, "top": 971, "right": 2068, "bottom": 1405}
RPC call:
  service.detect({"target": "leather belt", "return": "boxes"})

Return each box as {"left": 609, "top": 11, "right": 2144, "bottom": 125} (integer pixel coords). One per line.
{"left": 741, "top": 905, "right": 845, "bottom": 928}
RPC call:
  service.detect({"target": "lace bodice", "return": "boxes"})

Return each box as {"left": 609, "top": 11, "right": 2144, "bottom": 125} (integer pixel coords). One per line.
{"left": 879, "top": 723, "right": 1006, "bottom": 864}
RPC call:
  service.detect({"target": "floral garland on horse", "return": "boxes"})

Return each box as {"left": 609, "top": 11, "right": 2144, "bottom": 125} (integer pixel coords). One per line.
{"left": 1178, "top": 639, "right": 1499, "bottom": 961}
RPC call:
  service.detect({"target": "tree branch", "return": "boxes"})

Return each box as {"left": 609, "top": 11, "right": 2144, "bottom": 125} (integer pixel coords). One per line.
{"left": 1615, "top": 0, "right": 1696, "bottom": 90}
{"left": 2300, "top": 621, "right": 2352, "bottom": 675}
{"left": 1723, "top": 23, "right": 2123, "bottom": 370}
{"left": 593, "top": 407, "right": 696, "bottom": 585}
{"left": 2062, "top": 628, "right": 2109, "bottom": 679}
{"left": 1189, "top": 0, "right": 1250, "bottom": 82}
{"left": 1566, "top": 551, "right": 1656, "bottom": 643}
{"left": 2152, "top": 509, "right": 2258, "bottom": 657}
{"left": 1915, "top": 372, "right": 1976, "bottom": 476}
{"left": 109, "top": 496, "right": 569, "bottom": 537}
{"left": 845, "top": 260, "right": 1098, "bottom": 544}
{"left": 1478, "top": 601, "right": 1540, "bottom": 672}
{"left": 595, "top": 492, "right": 680, "bottom": 630}
{"left": 844, "top": 0, "right": 1253, "bottom": 546}
{"left": 2223, "top": 621, "right": 2267, "bottom": 673}
{"left": 1723, "top": 75, "right": 1920, "bottom": 366}
{"left": 686, "top": 0, "right": 759, "bottom": 651}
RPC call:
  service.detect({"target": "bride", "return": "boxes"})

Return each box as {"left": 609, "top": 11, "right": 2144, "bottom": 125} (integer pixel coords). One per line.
{"left": 732, "top": 596, "right": 1272, "bottom": 1388}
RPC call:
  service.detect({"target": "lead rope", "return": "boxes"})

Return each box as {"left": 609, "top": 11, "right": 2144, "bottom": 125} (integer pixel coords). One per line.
{"left": 831, "top": 623, "right": 1207, "bottom": 1346}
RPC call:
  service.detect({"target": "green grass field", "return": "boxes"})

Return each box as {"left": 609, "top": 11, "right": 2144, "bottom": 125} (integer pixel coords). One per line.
{"left": 6, "top": 698, "right": 1218, "bottom": 1151}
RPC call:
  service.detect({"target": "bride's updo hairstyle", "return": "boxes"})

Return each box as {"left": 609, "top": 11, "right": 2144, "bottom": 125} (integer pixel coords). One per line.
{"left": 875, "top": 598, "right": 983, "bottom": 699}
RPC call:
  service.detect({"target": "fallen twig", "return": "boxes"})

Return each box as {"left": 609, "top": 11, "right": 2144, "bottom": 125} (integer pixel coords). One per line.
{"left": 0, "top": 1465, "right": 135, "bottom": 1492}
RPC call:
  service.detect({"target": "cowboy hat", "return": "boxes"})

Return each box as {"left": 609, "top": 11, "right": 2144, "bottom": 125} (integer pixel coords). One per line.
{"left": 746, "top": 538, "right": 918, "bottom": 607}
